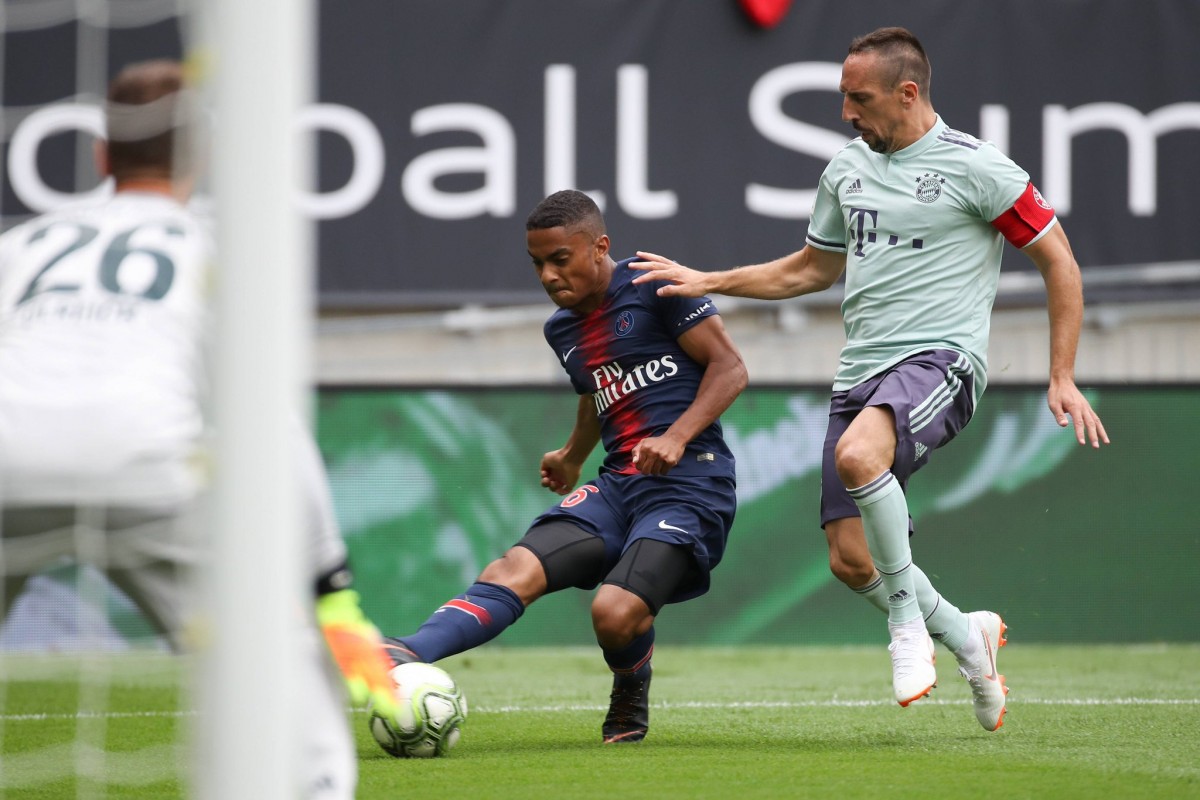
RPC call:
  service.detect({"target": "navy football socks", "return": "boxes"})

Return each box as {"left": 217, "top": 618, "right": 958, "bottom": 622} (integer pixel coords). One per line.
{"left": 398, "top": 581, "right": 525, "bottom": 662}
{"left": 602, "top": 627, "right": 655, "bottom": 679}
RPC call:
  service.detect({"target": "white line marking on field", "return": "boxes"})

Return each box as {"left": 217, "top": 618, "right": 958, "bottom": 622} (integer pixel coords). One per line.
{"left": 3, "top": 697, "right": 1197, "bottom": 722}
{"left": 472, "top": 697, "right": 1200, "bottom": 713}
{"left": 2, "top": 709, "right": 195, "bottom": 721}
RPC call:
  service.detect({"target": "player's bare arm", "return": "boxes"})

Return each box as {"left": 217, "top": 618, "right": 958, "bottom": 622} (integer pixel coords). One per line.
{"left": 1024, "top": 224, "right": 1110, "bottom": 448}
{"left": 632, "top": 315, "right": 748, "bottom": 476}
{"left": 541, "top": 394, "right": 602, "bottom": 493}
{"left": 630, "top": 246, "right": 846, "bottom": 301}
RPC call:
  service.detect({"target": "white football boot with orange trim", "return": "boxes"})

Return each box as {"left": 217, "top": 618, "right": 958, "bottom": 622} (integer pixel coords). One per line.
{"left": 957, "top": 611, "right": 1009, "bottom": 731}
{"left": 888, "top": 617, "right": 938, "bottom": 706}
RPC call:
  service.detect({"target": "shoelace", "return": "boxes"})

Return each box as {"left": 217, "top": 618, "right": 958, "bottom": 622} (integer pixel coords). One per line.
{"left": 961, "top": 668, "right": 988, "bottom": 697}
{"left": 888, "top": 630, "right": 930, "bottom": 670}
{"left": 607, "top": 682, "right": 647, "bottom": 722}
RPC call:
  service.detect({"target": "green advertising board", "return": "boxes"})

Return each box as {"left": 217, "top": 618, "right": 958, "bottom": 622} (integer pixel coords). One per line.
{"left": 318, "top": 386, "right": 1197, "bottom": 647}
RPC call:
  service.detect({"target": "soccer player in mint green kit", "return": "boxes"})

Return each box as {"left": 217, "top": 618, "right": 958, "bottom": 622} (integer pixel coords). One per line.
{"left": 632, "top": 27, "right": 1109, "bottom": 731}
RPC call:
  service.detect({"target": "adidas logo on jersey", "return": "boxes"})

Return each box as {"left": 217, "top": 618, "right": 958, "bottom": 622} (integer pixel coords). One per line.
{"left": 845, "top": 178, "right": 863, "bottom": 194}
{"left": 914, "top": 442, "right": 928, "bottom": 461}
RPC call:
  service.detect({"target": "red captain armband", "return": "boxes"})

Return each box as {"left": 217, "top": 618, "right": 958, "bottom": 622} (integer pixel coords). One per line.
{"left": 990, "top": 182, "right": 1056, "bottom": 248}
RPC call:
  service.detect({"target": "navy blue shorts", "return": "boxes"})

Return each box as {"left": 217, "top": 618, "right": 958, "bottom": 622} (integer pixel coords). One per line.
{"left": 529, "top": 471, "right": 736, "bottom": 605}
{"left": 820, "top": 349, "right": 976, "bottom": 527}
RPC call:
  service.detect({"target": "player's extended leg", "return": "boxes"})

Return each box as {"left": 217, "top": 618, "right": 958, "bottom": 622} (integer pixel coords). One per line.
{"left": 826, "top": 516, "right": 968, "bottom": 648}
{"left": 835, "top": 406, "right": 936, "bottom": 706}
{"left": 593, "top": 538, "right": 691, "bottom": 744}
{"left": 826, "top": 492, "right": 1007, "bottom": 730}
{"left": 384, "top": 521, "right": 605, "bottom": 665}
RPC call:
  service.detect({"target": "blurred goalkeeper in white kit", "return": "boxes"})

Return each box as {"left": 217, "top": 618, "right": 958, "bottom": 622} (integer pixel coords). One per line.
{"left": 0, "top": 60, "right": 395, "bottom": 797}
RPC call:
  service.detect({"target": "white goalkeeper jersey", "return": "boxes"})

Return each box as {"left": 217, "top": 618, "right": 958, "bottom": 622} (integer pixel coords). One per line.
{"left": 0, "top": 191, "right": 210, "bottom": 505}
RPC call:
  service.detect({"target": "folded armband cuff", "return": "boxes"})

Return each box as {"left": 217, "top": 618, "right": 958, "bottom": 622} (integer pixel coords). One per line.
{"left": 315, "top": 560, "right": 354, "bottom": 598}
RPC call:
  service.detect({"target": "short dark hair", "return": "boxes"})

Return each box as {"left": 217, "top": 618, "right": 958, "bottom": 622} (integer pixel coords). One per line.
{"left": 105, "top": 59, "right": 193, "bottom": 180}
{"left": 848, "top": 27, "right": 932, "bottom": 98}
{"left": 526, "top": 190, "right": 606, "bottom": 238}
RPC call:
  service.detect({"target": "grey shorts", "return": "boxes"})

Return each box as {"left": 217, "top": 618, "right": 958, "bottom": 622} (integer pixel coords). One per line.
{"left": 1, "top": 504, "right": 201, "bottom": 650}
{"left": 820, "top": 349, "right": 976, "bottom": 528}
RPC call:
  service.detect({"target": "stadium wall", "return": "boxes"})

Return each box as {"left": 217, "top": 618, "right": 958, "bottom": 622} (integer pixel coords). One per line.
{"left": 317, "top": 385, "right": 1197, "bottom": 646}
{"left": 3, "top": 383, "right": 1193, "bottom": 649}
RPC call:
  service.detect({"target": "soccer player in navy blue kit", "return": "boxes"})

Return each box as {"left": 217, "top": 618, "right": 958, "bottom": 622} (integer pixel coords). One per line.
{"left": 384, "top": 189, "right": 747, "bottom": 743}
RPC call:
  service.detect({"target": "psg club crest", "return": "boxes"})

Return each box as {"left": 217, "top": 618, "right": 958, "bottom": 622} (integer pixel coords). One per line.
{"left": 614, "top": 310, "right": 635, "bottom": 337}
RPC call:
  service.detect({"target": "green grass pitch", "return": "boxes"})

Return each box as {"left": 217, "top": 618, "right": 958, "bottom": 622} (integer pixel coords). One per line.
{"left": 3, "top": 644, "right": 1198, "bottom": 799}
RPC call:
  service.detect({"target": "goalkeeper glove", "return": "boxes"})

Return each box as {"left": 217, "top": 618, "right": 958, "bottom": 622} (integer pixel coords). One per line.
{"left": 316, "top": 589, "right": 398, "bottom": 720}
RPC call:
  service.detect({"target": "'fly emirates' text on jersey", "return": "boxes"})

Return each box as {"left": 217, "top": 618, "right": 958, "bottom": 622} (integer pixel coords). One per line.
{"left": 805, "top": 115, "right": 1057, "bottom": 406}
{"left": 542, "top": 258, "right": 734, "bottom": 479}
{"left": 0, "top": 192, "right": 210, "bottom": 505}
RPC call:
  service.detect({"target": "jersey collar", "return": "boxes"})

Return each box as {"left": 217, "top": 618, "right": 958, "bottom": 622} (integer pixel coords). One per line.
{"left": 888, "top": 114, "right": 947, "bottom": 162}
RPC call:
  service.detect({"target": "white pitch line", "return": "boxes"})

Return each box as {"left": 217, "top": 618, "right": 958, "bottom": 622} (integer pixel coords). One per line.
{"left": 473, "top": 697, "right": 1200, "bottom": 713}
{"left": 2, "top": 709, "right": 196, "bottom": 722}
{"left": 4, "top": 697, "right": 1196, "bottom": 722}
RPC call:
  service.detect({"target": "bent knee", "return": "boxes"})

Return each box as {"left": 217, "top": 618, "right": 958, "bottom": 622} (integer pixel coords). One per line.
{"left": 834, "top": 438, "right": 885, "bottom": 488}
{"left": 591, "top": 589, "right": 651, "bottom": 649}
{"left": 477, "top": 547, "right": 547, "bottom": 604}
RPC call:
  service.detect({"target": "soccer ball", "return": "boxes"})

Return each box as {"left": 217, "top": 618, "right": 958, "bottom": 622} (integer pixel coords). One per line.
{"left": 369, "top": 662, "right": 467, "bottom": 758}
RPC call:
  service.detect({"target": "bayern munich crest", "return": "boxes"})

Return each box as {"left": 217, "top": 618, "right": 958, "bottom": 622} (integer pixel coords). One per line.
{"left": 614, "top": 310, "right": 635, "bottom": 337}
{"left": 915, "top": 172, "right": 946, "bottom": 203}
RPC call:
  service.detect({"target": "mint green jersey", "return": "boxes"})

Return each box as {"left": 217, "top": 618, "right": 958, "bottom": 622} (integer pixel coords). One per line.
{"left": 806, "top": 115, "right": 1057, "bottom": 407}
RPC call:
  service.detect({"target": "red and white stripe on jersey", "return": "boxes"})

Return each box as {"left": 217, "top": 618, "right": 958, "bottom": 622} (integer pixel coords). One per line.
{"left": 437, "top": 598, "right": 493, "bottom": 626}
{"left": 990, "top": 182, "right": 1056, "bottom": 248}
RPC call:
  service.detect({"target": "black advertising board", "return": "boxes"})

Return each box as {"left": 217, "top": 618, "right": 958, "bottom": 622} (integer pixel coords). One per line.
{"left": 4, "top": 1, "right": 1197, "bottom": 307}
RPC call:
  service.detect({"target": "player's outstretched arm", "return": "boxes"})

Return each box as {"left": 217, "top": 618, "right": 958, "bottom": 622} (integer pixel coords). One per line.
{"left": 316, "top": 588, "right": 400, "bottom": 720}
{"left": 630, "top": 246, "right": 845, "bottom": 301}
{"left": 1024, "top": 224, "right": 1110, "bottom": 448}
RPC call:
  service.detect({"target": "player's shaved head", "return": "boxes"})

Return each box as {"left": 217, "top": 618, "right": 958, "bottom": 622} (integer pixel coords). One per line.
{"left": 105, "top": 59, "right": 194, "bottom": 180}
{"left": 526, "top": 190, "right": 606, "bottom": 240}
{"left": 848, "top": 27, "right": 932, "bottom": 100}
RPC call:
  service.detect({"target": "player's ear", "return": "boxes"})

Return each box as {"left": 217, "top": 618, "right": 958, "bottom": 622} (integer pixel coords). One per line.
{"left": 94, "top": 139, "right": 112, "bottom": 178}
{"left": 594, "top": 234, "right": 610, "bottom": 259}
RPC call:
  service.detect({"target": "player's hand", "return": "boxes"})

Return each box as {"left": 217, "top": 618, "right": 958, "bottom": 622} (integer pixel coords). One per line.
{"left": 1047, "top": 379, "right": 1110, "bottom": 448}
{"left": 316, "top": 589, "right": 399, "bottom": 719}
{"left": 629, "top": 251, "right": 709, "bottom": 297}
{"left": 631, "top": 434, "right": 686, "bottom": 476}
{"left": 540, "top": 448, "right": 583, "bottom": 495}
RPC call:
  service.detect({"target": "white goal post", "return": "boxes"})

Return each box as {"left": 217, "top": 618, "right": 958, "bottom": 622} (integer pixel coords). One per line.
{"left": 196, "top": 0, "right": 314, "bottom": 797}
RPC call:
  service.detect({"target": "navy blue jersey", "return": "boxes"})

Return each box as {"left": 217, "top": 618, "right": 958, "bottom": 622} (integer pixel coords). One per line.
{"left": 543, "top": 257, "right": 734, "bottom": 479}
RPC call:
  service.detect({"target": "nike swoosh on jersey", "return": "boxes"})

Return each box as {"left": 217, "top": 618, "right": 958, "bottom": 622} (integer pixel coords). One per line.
{"left": 657, "top": 520, "right": 689, "bottom": 534}
{"left": 562, "top": 345, "right": 578, "bottom": 361}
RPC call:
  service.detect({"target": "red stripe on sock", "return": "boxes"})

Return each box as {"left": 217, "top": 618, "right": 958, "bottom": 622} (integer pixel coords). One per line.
{"left": 613, "top": 644, "right": 654, "bottom": 674}
{"left": 441, "top": 598, "right": 493, "bottom": 626}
